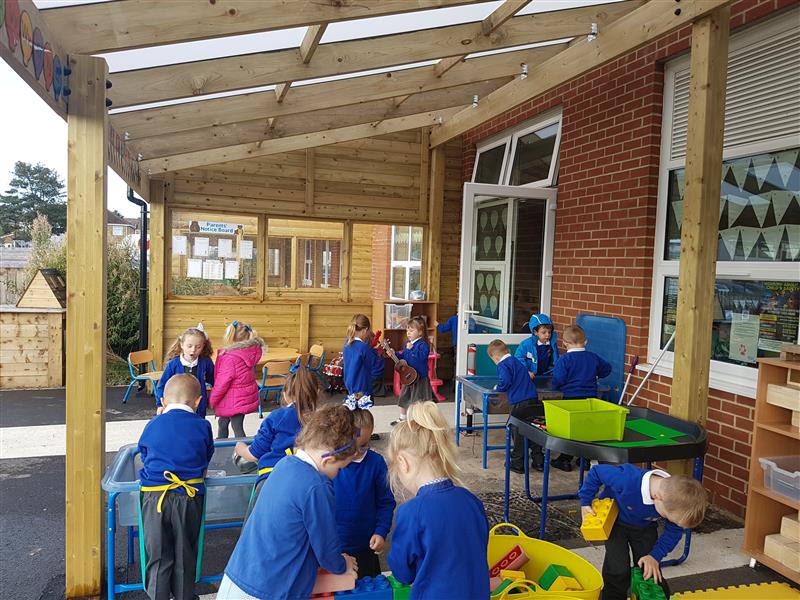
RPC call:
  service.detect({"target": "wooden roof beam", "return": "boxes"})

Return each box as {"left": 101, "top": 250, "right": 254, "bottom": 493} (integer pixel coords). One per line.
{"left": 41, "top": 0, "right": 496, "bottom": 55}
{"left": 141, "top": 108, "right": 462, "bottom": 173}
{"left": 275, "top": 24, "right": 327, "bottom": 108}
{"left": 107, "top": 1, "right": 641, "bottom": 108}
{"left": 430, "top": 0, "right": 733, "bottom": 147}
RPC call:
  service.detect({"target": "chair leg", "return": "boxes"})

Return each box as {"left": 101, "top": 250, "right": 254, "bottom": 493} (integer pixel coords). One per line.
{"left": 122, "top": 380, "right": 136, "bottom": 404}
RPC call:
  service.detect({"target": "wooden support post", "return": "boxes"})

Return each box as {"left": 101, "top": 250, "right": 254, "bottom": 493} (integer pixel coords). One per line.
{"left": 299, "top": 303, "right": 310, "bottom": 353}
{"left": 148, "top": 178, "right": 167, "bottom": 364}
{"left": 305, "top": 149, "right": 315, "bottom": 215}
{"left": 425, "top": 146, "right": 446, "bottom": 304}
{"left": 670, "top": 7, "right": 730, "bottom": 472}
{"left": 65, "top": 54, "right": 108, "bottom": 599}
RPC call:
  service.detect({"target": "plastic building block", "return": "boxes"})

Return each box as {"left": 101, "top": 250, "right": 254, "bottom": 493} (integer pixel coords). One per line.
{"left": 489, "top": 544, "right": 529, "bottom": 578}
{"left": 499, "top": 569, "right": 526, "bottom": 582}
{"left": 335, "top": 575, "right": 392, "bottom": 600}
{"left": 672, "top": 582, "right": 800, "bottom": 599}
{"left": 387, "top": 575, "right": 411, "bottom": 600}
{"left": 538, "top": 564, "right": 582, "bottom": 591}
{"left": 312, "top": 569, "right": 357, "bottom": 595}
{"left": 580, "top": 498, "right": 619, "bottom": 541}
{"left": 490, "top": 579, "right": 514, "bottom": 597}
{"left": 630, "top": 567, "right": 667, "bottom": 600}
{"left": 489, "top": 576, "right": 503, "bottom": 592}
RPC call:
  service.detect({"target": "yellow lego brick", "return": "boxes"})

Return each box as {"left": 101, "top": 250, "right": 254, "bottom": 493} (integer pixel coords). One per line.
{"left": 499, "top": 569, "right": 526, "bottom": 582}
{"left": 673, "top": 582, "right": 800, "bottom": 599}
{"left": 548, "top": 575, "right": 582, "bottom": 592}
{"left": 581, "top": 498, "right": 619, "bottom": 542}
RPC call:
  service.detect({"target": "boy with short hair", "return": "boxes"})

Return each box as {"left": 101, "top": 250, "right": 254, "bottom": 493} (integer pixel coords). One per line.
{"left": 514, "top": 313, "right": 560, "bottom": 378}
{"left": 138, "top": 374, "right": 215, "bottom": 600}
{"left": 579, "top": 464, "right": 707, "bottom": 600}
{"left": 488, "top": 339, "right": 544, "bottom": 473}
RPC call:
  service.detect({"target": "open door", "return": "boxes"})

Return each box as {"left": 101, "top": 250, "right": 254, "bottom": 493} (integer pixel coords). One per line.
{"left": 455, "top": 183, "right": 557, "bottom": 378}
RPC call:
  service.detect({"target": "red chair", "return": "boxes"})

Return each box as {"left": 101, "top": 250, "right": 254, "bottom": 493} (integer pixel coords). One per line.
{"left": 392, "top": 351, "right": 446, "bottom": 402}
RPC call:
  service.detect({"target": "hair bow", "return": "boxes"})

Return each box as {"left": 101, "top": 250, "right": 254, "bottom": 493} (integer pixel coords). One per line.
{"left": 343, "top": 394, "right": 373, "bottom": 411}
{"left": 231, "top": 320, "right": 252, "bottom": 332}
{"left": 196, "top": 322, "right": 208, "bottom": 339}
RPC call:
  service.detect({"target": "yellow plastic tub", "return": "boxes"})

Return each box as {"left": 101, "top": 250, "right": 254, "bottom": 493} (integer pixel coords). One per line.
{"left": 488, "top": 523, "right": 603, "bottom": 599}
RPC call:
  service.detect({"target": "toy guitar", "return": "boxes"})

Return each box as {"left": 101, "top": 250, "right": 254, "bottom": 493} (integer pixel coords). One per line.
{"left": 379, "top": 339, "right": 418, "bottom": 386}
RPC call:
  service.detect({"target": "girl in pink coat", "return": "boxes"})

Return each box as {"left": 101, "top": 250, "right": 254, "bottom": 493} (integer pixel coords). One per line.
{"left": 209, "top": 321, "right": 265, "bottom": 438}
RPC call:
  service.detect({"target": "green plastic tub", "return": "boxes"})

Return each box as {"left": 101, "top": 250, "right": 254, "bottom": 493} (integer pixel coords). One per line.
{"left": 542, "top": 398, "right": 629, "bottom": 442}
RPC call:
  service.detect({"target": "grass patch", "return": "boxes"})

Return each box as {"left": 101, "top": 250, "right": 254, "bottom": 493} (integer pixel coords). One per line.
{"left": 106, "top": 356, "right": 131, "bottom": 386}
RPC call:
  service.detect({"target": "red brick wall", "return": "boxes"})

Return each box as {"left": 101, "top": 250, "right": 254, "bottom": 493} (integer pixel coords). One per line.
{"left": 460, "top": 0, "right": 794, "bottom": 517}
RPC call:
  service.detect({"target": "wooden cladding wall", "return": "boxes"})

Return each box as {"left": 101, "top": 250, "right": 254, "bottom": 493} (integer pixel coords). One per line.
{"left": 0, "top": 309, "right": 64, "bottom": 389}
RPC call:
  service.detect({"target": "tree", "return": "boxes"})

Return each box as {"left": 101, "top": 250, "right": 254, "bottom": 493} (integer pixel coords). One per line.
{"left": 0, "top": 161, "right": 66, "bottom": 237}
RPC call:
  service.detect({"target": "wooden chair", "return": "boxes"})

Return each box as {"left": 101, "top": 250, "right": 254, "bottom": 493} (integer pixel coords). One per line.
{"left": 122, "top": 350, "right": 163, "bottom": 403}
{"left": 258, "top": 360, "right": 292, "bottom": 418}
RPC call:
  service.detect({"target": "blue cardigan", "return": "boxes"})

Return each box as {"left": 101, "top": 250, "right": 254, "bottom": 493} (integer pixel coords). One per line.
{"left": 343, "top": 338, "right": 384, "bottom": 396}
{"left": 137, "top": 408, "right": 214, "bottom": 494}
{"left": 396, "top": 339, "right": 429, "bottom": 379}
{"left": 515, "top": 337, "right": 559, "bottom": 376}
{"left": 156, "top": 355, "right": 215, "bottom": 417}
{"left": 248, "top": 405, "right": 302, "bottom": 480}
{"left": 436, "top": 315, "right": 477, "bottom": 347}
{"left": 332, "top": 449, "right": 396, "bottom": 554}
{"left": 388, "top": 479, "right": 489, "bottom": 600}
{"left": 495, "top": 355, "right": 537, "bottom": 404}
{"left": 224, "top": 456, "right": 347, "bottom": 600}
{"left": 578, "top": 464, "right": 684, "bottom": 562}
{"left": 551, "top": 349, "right": 611, "bottom": 398}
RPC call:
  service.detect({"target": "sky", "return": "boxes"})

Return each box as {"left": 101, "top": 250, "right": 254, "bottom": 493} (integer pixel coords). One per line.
{"left": 1, "top": 0, "right": 608, "bottom": 218}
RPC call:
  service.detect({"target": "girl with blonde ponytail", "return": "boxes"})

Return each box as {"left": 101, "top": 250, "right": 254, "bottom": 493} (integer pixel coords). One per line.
{"left": 387, "top": 402, "right": 489, "bottom": 599}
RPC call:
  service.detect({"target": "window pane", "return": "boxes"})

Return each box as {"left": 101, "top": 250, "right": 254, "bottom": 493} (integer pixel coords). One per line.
{"left": 393, "top": 226, "right": 410, "bottom": 261}
{"left": 661, "top": 277, "right": 800, "bottom": 367}
{"left": 473, "top": 269, "right": 502, "bottom": 321}
{"left": 267, "top": 237, "right": 292, "bottom": 288}
{"left": 474, "top": 144, "right": 507, "bottom": 184}
{"left": 475, "top": 203, "right": 508, "bottom": 261}
{"left": 510, "top": 199, "right": 547, "bottom": 333}
{"left": 297, "top": 238, "right": 342, "bottom": 288}
{"left": 170, "top": 211, "right": 258, "bottom": 296}
{"left": 664, "top": 148, "right": 800, "bottom": 261}
{"left": 391, "top": 266, "right": 407, "bottom": 299}
{"left": 409, "top": 267, "right": 421, "bottom": 295}
{"left": 410, "top": 227, "right": 424, "bottom": 261}
{"left": 508, "top": 123, "right": 558, "bottom": 186}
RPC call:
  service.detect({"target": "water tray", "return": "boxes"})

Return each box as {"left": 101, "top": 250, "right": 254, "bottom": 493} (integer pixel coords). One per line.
{"left": 543, "top": 399, "right": 629, "bottom": 442}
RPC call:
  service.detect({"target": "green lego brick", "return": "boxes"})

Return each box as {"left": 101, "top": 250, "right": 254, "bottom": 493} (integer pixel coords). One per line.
{"left": 539, "top": 564, "right": 575, "bottom": 591}
{"left": 491, "top": 579, "right": 514, "bottom": 597}
{"left": 387, "top": 575, "right": 411, "bottom": 600}
{"left": 630, "top": 567, "right": 667, "bottom": 600}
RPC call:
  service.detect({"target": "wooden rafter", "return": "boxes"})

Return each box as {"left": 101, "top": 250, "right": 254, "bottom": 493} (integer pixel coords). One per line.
{"left": 107, "top": 1, "right": 640, "bottom": 108}
{"left": 430, "top": 0, "right": 733, "bottom": 147}
{"left": 141, "top": 108, "right": 461, "bottom": 173}
{"left": 42, "top": 0, "right": 496, "bottom": 54}
{"left": 111, "top": 44, "right": 565, "bottom": 140}
{"left": 275, "top": 24, "right": 328, "bottom": 105}
{"left": 434, "top": 0, "right": 531, "bottom": 78}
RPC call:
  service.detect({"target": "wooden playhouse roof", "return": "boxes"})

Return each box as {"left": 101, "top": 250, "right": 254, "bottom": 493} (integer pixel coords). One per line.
{"left": 16, "top": 269, "right": 67, "bottom": 310}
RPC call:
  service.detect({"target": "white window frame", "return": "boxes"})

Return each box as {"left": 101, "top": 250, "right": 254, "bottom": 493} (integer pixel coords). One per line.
{"left": 472, "top": 107, "right": 563, "bottom": 187}
{"left": 302, "top": 239, "right": 313, "bottom": 287}
{"left": 389, "top": 225, "right": 423, "bottom": 300}
{"left": 646, "top": 16, "right": 800, "bottom": 398}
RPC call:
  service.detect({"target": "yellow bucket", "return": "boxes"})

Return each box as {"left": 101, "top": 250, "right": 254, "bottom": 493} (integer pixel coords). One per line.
{"left": 488, "top": 523, "right": 603, "bottom": 599}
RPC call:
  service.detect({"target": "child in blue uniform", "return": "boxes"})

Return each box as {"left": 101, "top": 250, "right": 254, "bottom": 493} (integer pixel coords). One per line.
{"left": 550, "top": 324, "right": 613, "bottom": 470}
{"left": 219, "top": 405, "right": 359, "bottom": 600}
{"left": 342, "top": 314, "right": 385, "bottom": 409}
{"left": 387, "top": 402, "right": 489, "bottom": 600}
{"left": 579, "top": 464, "right": 707, "bottom": 600}
{"left": 386, "top": 316, "right": 432, "bottom": 426}
{"left": 489, "top": 340, "right": 544, "bottom": 473}
{"left": 435, "top": 313, "right": 477, "bottom": 348}
{"left": 234, "top": 365, "right": 319, "bottom": 510}
{"left": 333, "top": 408, "right": 396, "bottom": 578}
{"left": 514, "top": 313, "right": 560, "bottom": 378}
{"left": 138, "top": 374, "right": 215, "bottom": 600}
{"left": 157, "top": 325, "right": 215, "bottom": 417}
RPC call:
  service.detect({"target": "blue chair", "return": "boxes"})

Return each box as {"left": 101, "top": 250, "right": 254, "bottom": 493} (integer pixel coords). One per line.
{"left": 258, "top": 360, "right": 291, "bottom": 418}
{"left": 306, "top": 344, "right": 326, "bottom": 384}
{"left": 122, "top": 350, "right": 163, "bottom": 404}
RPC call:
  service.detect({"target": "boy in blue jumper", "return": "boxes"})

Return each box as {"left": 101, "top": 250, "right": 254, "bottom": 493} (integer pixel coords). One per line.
{"left": 489, "top": 340, "right": 544, "bottom": 473}
{"left": 137, "top": 374, "right": 215, "bottom": 600}
{"left": 514, "top": 313, "right": 560, "bottom": 378}
{"left": 579, "top": 464, "right": 707, "bottom": 600}
{"left": 435, "top": 313, "right": 477, "bottom": 348}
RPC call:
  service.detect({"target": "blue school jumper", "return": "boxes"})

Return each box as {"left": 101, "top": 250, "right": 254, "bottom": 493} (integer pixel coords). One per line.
{"left": 436, "top": 315, "right": 477, "bottom": 347}
{"left": 156, "top": 356, "right": 215, "bottom": 417}
{"left": 578, "top": 464, "right": 683, "bottom": 561}
{"left": 495, "top": 354, "right": 537, "bottom": 404}
{"left": 395, "top": 338, "right": 429, "bottom": 378}
{"left": 332, "top": 449, "right": 396, "bottom": 554}
{"left": 551, "top": 349, "right": 612, "bottom": 398}
{"left": 248, "top": 405, "right": 301, "bottom": 481}
{"left": 514, "top": 314, "right": 560, "bottom": 375}
{"left": 343, "top": 338, "right": 384, "bottom": 396}
{"left": 388, "top": 479, "right": 489, "bottom": 600}
{"left": 138, "top": 407, "right": 215, "bottom": 494}
{"left": 224, "top": 455, "right": 347, "bottom": 600}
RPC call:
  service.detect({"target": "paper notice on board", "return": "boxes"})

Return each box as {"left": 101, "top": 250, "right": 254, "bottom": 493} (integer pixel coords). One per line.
{"left": 187, "top": 259, "right": 203, "bottom": 278}
{"left": 173, "top": 235, "right": 187, "bottom": 256}
{"left": 218, "top": 238, "right": 233, "bottom": 258}
{"left": 194, "top": 237, "right": 209, "bottom": 257}
{"left": 729, "top": 313, "right": 759, "bottom": 364}
{"left": 225, "top": 260, "right": 240, "bottom": 279}
{"left": 239, "top": 240, "right": 253, "bottom": 259}
{"left": 203, "top": 260, "right": 224, "bottom": 280}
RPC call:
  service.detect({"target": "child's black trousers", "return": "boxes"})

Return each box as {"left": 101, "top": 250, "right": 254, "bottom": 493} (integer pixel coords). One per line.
{"left": 601, "top": 521, "right": 671, "bottom": 600}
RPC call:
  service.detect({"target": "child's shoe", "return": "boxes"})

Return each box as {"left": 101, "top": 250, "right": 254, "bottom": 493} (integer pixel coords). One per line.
{"left": 531, "top": 452, "right": 545, "bottom": 472}
{"left": 390, "top": 415, "right": 407, "bottom": 427}
{"left": 551, "top": 455, "right": 573, "bottom": 472}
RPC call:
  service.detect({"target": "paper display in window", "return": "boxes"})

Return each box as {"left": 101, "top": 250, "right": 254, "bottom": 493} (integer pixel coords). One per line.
{"left": 739, "top": 227, "right": 759, "bottom": 259}
{"left": 224, "top": 260, "right": 239, "bottom": 279}
{"left": 197, "top": 221, "right": 243, "bottom": 235}
{"left": 203, "top": 260, "right": 224, "bottom": 280}
{"left": 775, "top": 150, "right": 799, "bottom": 187}
{"left": 217, "top": 238, "right": 233, "bottom": 258}
{"left": 194, "top": 237, "right": 209, "bottom": 257}
{"left": 187, "top": 259, "right": 203, "bottom": 278}
{"left": 728, "top": 313, "right": 758, "bottom": 364}
{"left": 720, "top": 227, "right": 740, "bottom": 259}
{"left": 172, "top": 235, "right": 187, "bottom": 256}
{"left": 239, "top": 240, "right": 253, "bottom": 259}
{"left": 772, "top": 190, "right": 796, "bottom": 224}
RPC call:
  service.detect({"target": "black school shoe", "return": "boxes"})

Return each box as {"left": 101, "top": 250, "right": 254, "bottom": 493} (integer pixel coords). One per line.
{"left": 508, "top": 461, "right": 525, "bottom": 474}
{"left": 551, "top": 455, "right": 573, "bottom": 472}
{"left": 531, "top": 452, "right": 545, "bottom": 472}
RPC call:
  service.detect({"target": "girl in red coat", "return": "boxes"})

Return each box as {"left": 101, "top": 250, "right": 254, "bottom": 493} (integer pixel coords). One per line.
{"left": 209, "top": 321, "right": 265, "bottom": 438}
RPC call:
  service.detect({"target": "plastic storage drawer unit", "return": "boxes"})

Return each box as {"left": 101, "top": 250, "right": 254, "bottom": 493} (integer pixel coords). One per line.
{"left": 759, "top": 456, "right": 800, "bottom": 502}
